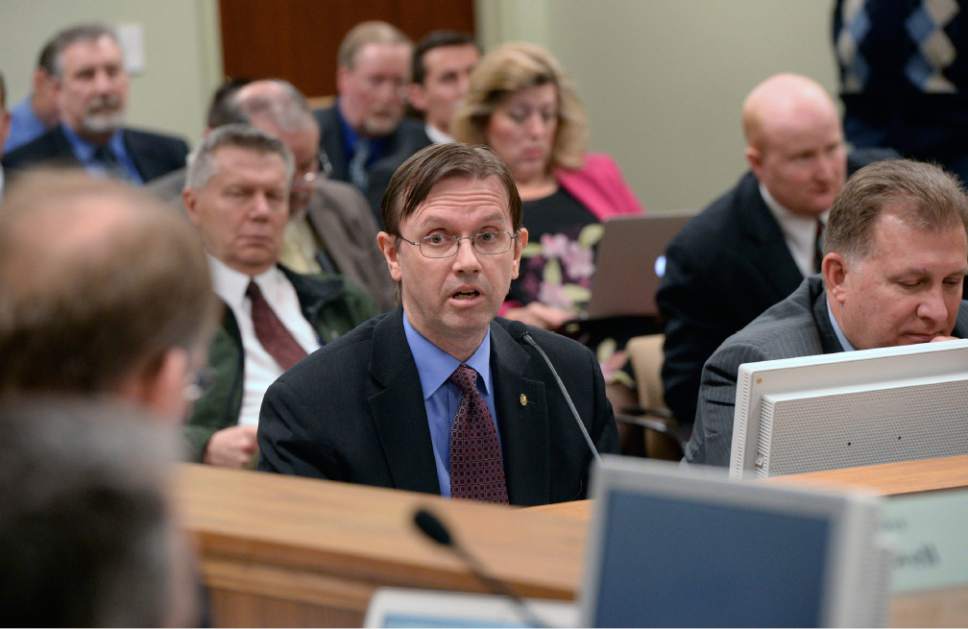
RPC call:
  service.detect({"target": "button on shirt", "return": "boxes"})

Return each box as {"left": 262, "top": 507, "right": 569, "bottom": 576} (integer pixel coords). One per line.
{"left": 760, "top": 183, "right": 828, "bottom": 277}
{"left": 209, "top": 257, "right": 321, "bottom": 427}
{"left": 402, "top": 313, "right": 502, "bottom": 497}
{"left": 61, "top": 124, "right": 144, "bottom": 184}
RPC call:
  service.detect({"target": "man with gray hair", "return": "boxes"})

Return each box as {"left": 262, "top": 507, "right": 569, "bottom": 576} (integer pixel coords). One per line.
{"left": 0, "top": 397, "right": 198, "bottom": 626}
{"left": 316, "top": 21, "right": 432, "bottom": 214}
{"left": 3, "top": 23, "right": 188, "bottom": 183}
{"left": 234, "top": 79, "right": 396, "bottom": 310}
{"left": 182, "top": 124, "right": 376, "bottom": 467}
{"left": 688, "top": 159, "right": 968, "bottom": 466}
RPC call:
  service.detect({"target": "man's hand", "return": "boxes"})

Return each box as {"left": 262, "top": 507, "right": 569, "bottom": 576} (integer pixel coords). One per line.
{"left": 203, "top": 425, "right": 259, "bottom": 468}
{"left": 503, "top": 302, "right": 574, "bottom": 330}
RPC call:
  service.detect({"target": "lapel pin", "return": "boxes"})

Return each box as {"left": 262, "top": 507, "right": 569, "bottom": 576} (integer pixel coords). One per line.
{"left": 519, "top": 393, "right": 528, "bottom": 407}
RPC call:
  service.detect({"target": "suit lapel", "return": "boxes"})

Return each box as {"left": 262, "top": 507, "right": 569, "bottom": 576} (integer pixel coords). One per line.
{"left": 808, "top": 278, "right": 845, "bottom": 353}
{"left": 738, "top": 173, "right": 805, "bottom": 299}
{"left": 366, "top": 309, "right": 440, "bottom": 494}
{"left": 490, "top": 322, "right": 550, "bottom": 506}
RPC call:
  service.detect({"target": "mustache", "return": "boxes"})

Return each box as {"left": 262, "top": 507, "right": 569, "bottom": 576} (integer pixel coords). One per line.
{"left": 85, "top": 94, "right": 123, "bottom": 114}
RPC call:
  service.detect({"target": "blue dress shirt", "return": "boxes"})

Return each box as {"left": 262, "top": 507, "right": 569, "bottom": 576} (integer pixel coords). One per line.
{"left": 402, "top": 312, "right": 502, "bottom": 497}
{"left": 4, "top": 96, "right": 49, "bottom": 154}
{"left": 826, "top": 301, "right": 855, "bottom": 351}
{"left": 60, "top": 124, "right": 143, "bottom": 184}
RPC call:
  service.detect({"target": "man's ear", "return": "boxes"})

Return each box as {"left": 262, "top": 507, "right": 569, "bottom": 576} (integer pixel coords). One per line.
{"left": 511, "top": 227, "right": 528, "bottom": 279}
{"left": 408, "top": 83, "right": 428, "bottom": 112}
{"left": 117, "top": 348, "right": 193, "bottom": 423}
{"left": 822, "top": 252, "right": 848, "bottom": 305}
{"left": 182, "top": 188, "right": 200, "bottom": 224}
{"left": 377, "top": 231, "right": 402, "bottom": 282}
{"left": 745, "top": 145, "right": 764, "bottom": 180}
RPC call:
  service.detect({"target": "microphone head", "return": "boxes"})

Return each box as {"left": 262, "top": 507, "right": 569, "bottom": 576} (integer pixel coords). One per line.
{"left": 413, "top": 508, "right": 453, "bottom": 546}
{"left": 505, "top": 321, "right": 531, "bottom": 342}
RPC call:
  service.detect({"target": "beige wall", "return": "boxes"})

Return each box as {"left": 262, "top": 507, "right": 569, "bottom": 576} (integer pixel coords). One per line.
{"left": 477, "top": 0, "right": 838, "bottom": 212}
{"left": 0, "top": 0, "right": 222, "bottom": 144}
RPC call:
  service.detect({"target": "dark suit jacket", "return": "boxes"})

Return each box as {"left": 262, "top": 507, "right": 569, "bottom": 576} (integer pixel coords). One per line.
{"left": 2, "top": 124, "right": 189, "bottom": 183}
{"left": 656, "top": 171, "right": 803, "bottom": 434}
{"left": 257, "top": 310, "right": 619, "bottom": 506}
{"left": 687, "top": 276, "right": 968, "bottom": 466}
{"left": 314, "top": 105, "right": 432, "bottom": 219}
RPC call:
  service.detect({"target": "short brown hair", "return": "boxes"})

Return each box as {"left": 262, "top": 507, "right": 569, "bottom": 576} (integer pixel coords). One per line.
{"left": 451, "top": 42, "right": 587, "bottom": 170}
{"left": 825, "top": 159, "right": 968, "bottom": 259}
{"left": 50, "top": 23, "right": 120, "bottom": 77}
{"left": 0, "top": 170, "right": 218, "bottom": 396}
{"left": 381, "top": 143, "right": 522, "bottom": 237}
{"left": 338, "top": 21, "right": 411, "bottom": 69}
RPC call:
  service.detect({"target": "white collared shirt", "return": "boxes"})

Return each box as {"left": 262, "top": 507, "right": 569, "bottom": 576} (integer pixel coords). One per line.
{"left": 425, "top": 123, "right": 455, "bottom": 145}
{"left": 209, "top": 256, "right": 321, "bottom": 427}
{"left": 759, "top": 183, "right": 828, "bottom": 278}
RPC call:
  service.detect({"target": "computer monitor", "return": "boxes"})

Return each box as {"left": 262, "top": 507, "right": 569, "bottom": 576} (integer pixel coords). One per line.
{"left": 729, "top": 339, "right": 968, "bottom": 480}
{"left": 580, "top": 456, "right": 888, "bottom": 628}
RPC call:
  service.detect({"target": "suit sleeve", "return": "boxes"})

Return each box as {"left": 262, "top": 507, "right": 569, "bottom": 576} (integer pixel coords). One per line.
{"left": 589, "top": 344, "right": 620, "bottom": 455}
{"left": 257, "top": 376, "right": 339, "bottom": 479}
{"left": 687, "top": 341, "right": 765, "bottom": 467}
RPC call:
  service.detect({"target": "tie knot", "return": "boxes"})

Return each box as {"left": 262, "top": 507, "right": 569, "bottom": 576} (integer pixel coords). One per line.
{"left": 245, "top": 280, "right": 263, "bottom": 300}
{"left": 449, "top": 364, "right": 479, "bottom": 395}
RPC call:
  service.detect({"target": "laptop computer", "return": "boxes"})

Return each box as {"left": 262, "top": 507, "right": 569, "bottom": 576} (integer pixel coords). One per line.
{"left": 586, "top": 212, "right": 694, "bottom": 319}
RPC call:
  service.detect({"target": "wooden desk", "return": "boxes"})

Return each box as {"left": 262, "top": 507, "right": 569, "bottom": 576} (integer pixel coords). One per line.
{"left": 178, "top": 456, "right": 968, "bottom": 627}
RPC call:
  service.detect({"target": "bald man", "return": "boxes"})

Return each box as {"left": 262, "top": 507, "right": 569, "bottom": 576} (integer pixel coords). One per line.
{"left": 656, "top": 74, "right": 849, "bottom": 441}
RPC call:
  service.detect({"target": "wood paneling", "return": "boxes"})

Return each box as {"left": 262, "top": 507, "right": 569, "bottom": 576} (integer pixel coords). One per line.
{"left": 217, "top": 0, "right": 475, "bottom": 99}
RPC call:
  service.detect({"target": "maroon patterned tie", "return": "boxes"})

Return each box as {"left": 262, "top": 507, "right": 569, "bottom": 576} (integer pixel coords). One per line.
{"left": 448, "top": 364, "right": 509, "bottom": 503}
{"left": 246, "top": 281, "right": 308, "bottom": 371}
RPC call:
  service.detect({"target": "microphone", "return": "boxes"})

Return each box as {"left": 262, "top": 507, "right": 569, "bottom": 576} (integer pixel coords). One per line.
{"left": 506, "top": 322, "right": 602, "bottom": 465}
{"left": 413, "top": 508, "right": 547, "bottom": 628}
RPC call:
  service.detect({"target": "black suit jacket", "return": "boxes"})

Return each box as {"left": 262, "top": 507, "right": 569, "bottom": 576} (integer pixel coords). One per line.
{"left": 2, "top": 124, "right": 189, "bottom": 184}
{"left": 656, "top": 172, "right": 803, "bottom": 433}
{"left": 314, "top": 105, "right": 432, "bottom": 219}
{"left": 257, "top": 309, "right": 618, "bottom": 506}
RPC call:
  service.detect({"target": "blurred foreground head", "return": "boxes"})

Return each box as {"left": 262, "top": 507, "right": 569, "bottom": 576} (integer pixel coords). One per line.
{"left": 0, "top": 171, "right": 218, "bottom": 420}
{"left": 0, "top": 397, "right": 196, "bottom": 626}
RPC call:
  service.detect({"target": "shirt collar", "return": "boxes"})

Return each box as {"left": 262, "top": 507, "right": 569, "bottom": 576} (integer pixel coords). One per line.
{"left": 60, "top": 123, "right": 125, "bottom": 163}
{"left": 425, "top": 123, "right": 455, "bottom": 144}
{"left": 208, "top": 255, "right": 281, "bottom": 309}
{"left": 825, "top": 299, "right": 855, "bottom": 351}
{"left": 402, "top": 312, "right": 492, "bottom": 400}
{"left": 760, "top": 182, "right": 828, "bottom": 233}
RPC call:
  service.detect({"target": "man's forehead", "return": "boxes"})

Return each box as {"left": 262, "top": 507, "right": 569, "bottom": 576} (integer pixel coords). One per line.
{"left": 354, "top": 42, "right": 410, "bottom": 69}
{"left": 62, "top": 36, "right": 123, "bottom": 66}
{"left": 211, "top": 147, "right": 287, "bottom": 180}
{"left": 410, "top": 176, "right": 510, "bottom": 219}
{"left": 425, "top": 44, "right": 479, "bottom": 71}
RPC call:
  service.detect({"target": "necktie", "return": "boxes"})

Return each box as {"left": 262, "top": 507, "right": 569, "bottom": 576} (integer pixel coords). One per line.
{"left": 93, "top": 144, "right": 130, "bottom": 181}
{"left": 246, "top": 281, "right": 308, "bottom": 371}
{"left": 813, "top": 219, "right": 825, "bottom": 273}
{"left": 448, "top": 364, "right": 509, "bottom": 503}
{"left": 348, "top": 139, "right": 371, "bottom": 192}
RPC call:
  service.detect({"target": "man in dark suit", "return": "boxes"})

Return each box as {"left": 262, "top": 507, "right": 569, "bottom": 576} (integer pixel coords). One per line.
{"left": 689, "top": 159, "right": 968, "bottom": 466}
{"left": 258, "top": 143, "right": 618, "bottom": 505}
{"left": 2, "top": 23, "right": 188, "bottom": 184}
{"left": 315, "top": 21, "right": 432, "bottom": 219}
{"left": 656, "top": 74, "right": 848, "bottom": 439}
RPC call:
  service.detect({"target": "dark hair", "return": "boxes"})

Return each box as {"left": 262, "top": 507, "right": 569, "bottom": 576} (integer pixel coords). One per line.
{"left": 0, "top": 397, "right": 190, "bottom": 626}
{"left": 0, "top": 171, "right": 218, "bottom": 396}
{"left": 37, "top": 36, "right": 58, "bottom": 74}
{"left": 825, "top": 159, "right": 968, "bottom": 259}
{"left": 381, "top": 143, "right": 522, "bottom": 236}
{"left": 50, "top": 23, "right": 119, "bottom": 77}
{"left": 206, "top": 77, "right": 251, "bottom": 128}
{"left": 412, "top": 30, "right": 478, "bottom": 85}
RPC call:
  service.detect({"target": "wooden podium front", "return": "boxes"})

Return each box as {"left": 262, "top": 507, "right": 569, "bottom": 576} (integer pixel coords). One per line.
{"left": 177, "top": 456, "right": 968, "bottom": 627}
{"left": 175, "top": 465, "right": 584, "bottom": 627}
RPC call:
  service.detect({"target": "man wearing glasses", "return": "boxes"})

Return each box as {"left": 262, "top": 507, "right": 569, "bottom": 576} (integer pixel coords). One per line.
{"left": 181, "top": 125, "right": 376, "bottom": 468}
{"left": 258, "top": 143, "right": 618, "bottom": 506}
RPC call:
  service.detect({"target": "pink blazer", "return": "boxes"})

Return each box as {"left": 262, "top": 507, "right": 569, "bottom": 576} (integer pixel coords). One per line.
{"left": 555, "top": 153, "right": 644, "bottom": 220}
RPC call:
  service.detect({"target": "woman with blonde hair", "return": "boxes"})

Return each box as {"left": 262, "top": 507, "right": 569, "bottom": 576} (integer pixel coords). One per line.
{"left": 453, "top": 42, "right": 644, "bottom": 329}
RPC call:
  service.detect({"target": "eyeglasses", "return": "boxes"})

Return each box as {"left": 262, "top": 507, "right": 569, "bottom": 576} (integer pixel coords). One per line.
{"left": 398, "top": 230, "right": 519, "bottom": 259}
{"left": 295, "top": 154, "right": 331, "bottom": 186}
{"left": 183, "top": 366, "right": 216, "bottom": 402}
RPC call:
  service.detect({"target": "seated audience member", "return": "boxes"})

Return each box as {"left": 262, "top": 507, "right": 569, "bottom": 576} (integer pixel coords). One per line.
{"left": 234, "top": 80, "right": 396, "bottom": 310}
{"left": 182, "top": 125, "right": 376, "bottom": 467}
{"left": 3, "top": 37, "right": 59, "bottom": 153}
{"left": 2, "top": 23, "right": 188, "bottom": 184}
{"left": 656, "top": 73, "right": 847, "bottom": 438}
{"left": 258, "top": 143, "right": 618, "bottom": 505}
{"left": 0, "top": 170, "right": 217, "bottom": 421}
{"left": 408, "top": 31, "right": 480, "bottom": 144}
{"left": 452, "top": 42, "right": 643, "bottom": 330}
{"left": 0, "top": 71, "right": 10, "bottom": 198}
{"left": 316, "top": 21, "right": 432, "bottom": 215}
{"left": 0, "top": 398, "right": 196, "bottom": 626}
{"left": 688, "top": 159, "right": 968, "bottom": 466}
